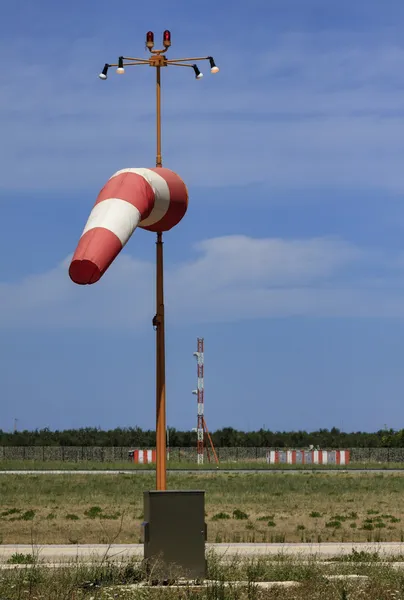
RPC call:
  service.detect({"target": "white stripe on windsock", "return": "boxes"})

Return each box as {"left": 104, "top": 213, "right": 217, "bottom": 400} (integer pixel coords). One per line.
{"left": 110, "top": 168, "right": 170, "bottom": 226}
{"left": 286, "top": 450, "right": 292, "bottom": 464}
{"left": 81, "top": 199, "right": 141, "bottom": 245}
{"left": 340, "top": 450, "right": 346, "bottom": 465}
{"left": 322, "top": 451, "right": 328, "bottom": 464}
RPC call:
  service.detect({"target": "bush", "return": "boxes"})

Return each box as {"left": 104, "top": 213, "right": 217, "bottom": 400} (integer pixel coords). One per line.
{"left": 212, "top": 512, "right": 231, "bottom": 521}
{"left": 233, "top": 509, "right": 249, "bottom": 520}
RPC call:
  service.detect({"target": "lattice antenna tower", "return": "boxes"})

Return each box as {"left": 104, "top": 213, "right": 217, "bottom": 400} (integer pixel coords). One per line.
{"left": 192, "top": 338, "right": 219, "bottom": 465}
{"left": 192, "top": 338, "right": 205, "bottom": 464}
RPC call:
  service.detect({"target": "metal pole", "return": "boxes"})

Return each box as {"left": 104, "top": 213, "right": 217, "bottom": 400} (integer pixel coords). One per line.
{"left": 156, "top": 232, "right": 167, "bottom": 489}
{"left": 156, "top": 66, "right": 162, "bottom": 168}
{"left": 155, "top": 65, "right": 167, "bottom": 490}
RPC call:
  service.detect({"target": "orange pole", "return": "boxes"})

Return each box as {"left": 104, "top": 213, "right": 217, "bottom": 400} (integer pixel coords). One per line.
{"left": 156, "top": 66, "right": 162, "bottom": 168}
{"left": 203, "top": 417, "right": 219, "bottom": 464}
{"left": 155, "top": 64, "right": 167, "bottom": 491}
{"left": 155, "top": 232, "right": 167, "bottom": 490}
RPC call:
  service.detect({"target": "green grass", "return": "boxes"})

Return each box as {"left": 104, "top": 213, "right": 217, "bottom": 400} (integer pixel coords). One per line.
{"left": 2, "top": 471, "right": 404, "bottom": 544}
{"left": 1, "top": 459, "right": 404, "bottom": 471}
{"left": 1, "top": 553, "right": 404, "bottom": 599}
{"left": 6, "top": 552, "right": 36, "bottom": 564}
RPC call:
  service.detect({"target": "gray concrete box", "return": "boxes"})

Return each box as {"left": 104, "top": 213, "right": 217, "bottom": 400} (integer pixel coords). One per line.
{"left": 143, "top": 490, "right": 206, "bottom": 580}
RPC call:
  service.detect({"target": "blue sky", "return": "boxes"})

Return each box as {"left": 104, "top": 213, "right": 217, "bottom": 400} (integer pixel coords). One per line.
{"left": 1, "top": 0, "right": 404, "bottom": 434}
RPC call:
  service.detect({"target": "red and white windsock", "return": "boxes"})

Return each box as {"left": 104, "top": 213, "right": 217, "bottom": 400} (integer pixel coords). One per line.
{"left": 69, "top": 167, "right": 188, "bottom": 285}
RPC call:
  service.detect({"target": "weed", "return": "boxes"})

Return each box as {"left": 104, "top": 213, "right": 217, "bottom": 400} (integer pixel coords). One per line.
{"left": 367, "top": 509, "right": 380, "bottom": 515}
{"left": 68, "top": 536, "right": 80, "bottom": 544}
{"left": 233, "top": 509, "right": 249, "bottom": 520}
{"left": 325, "top": 520, "right": 342, "bottom": 528}
{"left": 84, "top": 506, "right": 103, "bottom": 519}
{"left": 65, "top": 514, "right": 79, "bottom": 520}
{"left": 335, "top": 549, "right": 380, "bottom": 562}
{"left": 267, "top": 521, "right": 276, "bottom": 527}
{"left": 212, "top": 512, "right": 231, "bottom": 520}
{"left": 21, "top": 510, "right": 35, "bottom": 521}
{"left": 309, "top": 511, "right": 322, "bottom": 518}
{"left": 7, "top": 553, "right": 35, "bottom": 564}
{"left": 1, "top": 508, "right": 21, "bottom": 517}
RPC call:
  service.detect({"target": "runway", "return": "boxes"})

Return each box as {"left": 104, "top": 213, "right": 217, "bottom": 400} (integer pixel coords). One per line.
{"left": 1, "top": 542, "right": 404, "bottom": 562}
{"left": 0, "top": 468, "right": 402, "bottom": 475}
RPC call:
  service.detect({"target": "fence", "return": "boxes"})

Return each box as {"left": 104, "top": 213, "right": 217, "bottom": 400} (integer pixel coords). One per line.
{"left": 266, "top": 449, "right": 350, "bottom": 465}
{"left": 0, "top": 446, "right": 403, "bottom": 463}
{"left": 128, "top": 449, "right": 156, "bottom": 464}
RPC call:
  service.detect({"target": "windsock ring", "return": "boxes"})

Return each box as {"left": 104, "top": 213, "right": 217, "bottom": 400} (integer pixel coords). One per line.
{"left": 69, "top": 167, "right": 188, "bottom": 285}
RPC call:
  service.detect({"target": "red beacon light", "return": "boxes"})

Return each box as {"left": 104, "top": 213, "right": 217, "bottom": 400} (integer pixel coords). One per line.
{"left": 146, "top": 31, "right": 154, "bottom": 49}
{"left": 163, "top": 30, "right": 171, "bottom": 48}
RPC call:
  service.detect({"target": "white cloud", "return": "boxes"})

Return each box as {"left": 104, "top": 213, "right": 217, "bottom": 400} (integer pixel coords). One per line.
{"left": 0, "top": 30, "right": 403, "bottom": 194}
{"left": 0, "top": 234, "right": 403, "bottom": 331}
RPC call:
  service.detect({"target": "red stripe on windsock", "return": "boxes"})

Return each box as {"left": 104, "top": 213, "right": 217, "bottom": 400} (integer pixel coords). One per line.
{"left": 69, "top": 228, "right": 122, "bottom": 285}
{"left": 141, "top": 167, "right": 188, "bottom": 232}
{"left": 96, "top": 172, "right": 154, "bottom": 220}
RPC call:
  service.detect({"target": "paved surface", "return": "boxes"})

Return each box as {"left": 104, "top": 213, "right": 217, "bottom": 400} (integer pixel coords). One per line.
{"left": 0, "top": 469, "right": 403, "bottom": 475}
{"left": 2, "top": 542, "right": 404, "bottom": 562}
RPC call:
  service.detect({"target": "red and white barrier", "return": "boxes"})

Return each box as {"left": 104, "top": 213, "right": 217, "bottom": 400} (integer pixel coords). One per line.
{"left": 266, "top": 449, "right": 350, "bottom": 465}
{"left": 129, "top": 449, "right": 156, "bottom": 464}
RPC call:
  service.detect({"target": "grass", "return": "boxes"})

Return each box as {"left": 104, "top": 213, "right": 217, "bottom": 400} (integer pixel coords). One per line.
{"left": 1, "top": 553, "right": 404, "bottom": 598}
{"left": 1, "top": 459, "right": 404, "bottom": 470}
{"left": 6, "top": 552, "right": 36, "bottom": 564}
{"left": 2, "top": 472, "right": 404, "bottom": 544}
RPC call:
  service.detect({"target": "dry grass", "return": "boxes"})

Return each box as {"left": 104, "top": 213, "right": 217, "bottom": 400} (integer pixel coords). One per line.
{"left": 1, "top": 472, "right": 404, "bottom": 544}
{"left": 1, "top": 553, "right": 404, "bottom": 599}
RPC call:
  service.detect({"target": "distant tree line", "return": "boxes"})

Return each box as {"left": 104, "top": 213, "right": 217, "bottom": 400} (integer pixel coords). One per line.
{"left": 0, "top": 426, "right": 403, "bottom": 448}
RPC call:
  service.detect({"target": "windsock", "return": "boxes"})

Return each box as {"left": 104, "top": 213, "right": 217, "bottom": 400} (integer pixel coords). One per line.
{"left": 69, "top": 167, "right": 188, "bottom": 285}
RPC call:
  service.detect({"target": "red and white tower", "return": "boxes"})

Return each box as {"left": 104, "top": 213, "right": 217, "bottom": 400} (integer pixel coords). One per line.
{"left": 192, "top": 338, "right": 205, "bottom": 465}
